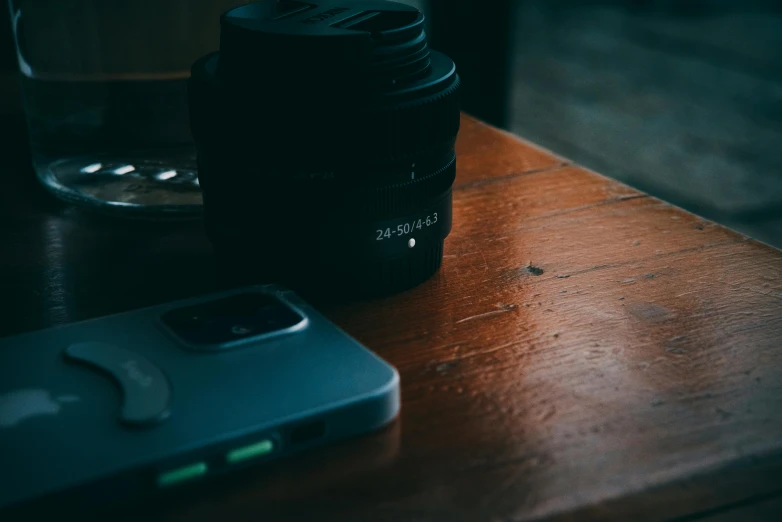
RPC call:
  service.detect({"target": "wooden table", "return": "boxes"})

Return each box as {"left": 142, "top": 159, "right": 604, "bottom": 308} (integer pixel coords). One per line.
{"left": 2, "top": 115, "right": 781, "bottom": 521}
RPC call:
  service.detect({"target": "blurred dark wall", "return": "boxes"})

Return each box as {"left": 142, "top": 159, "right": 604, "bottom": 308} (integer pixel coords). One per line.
{"left": 1, "top": 6, "right": 15, "bottom": 70}
{"left": 0, "top": 6, "right": 23, "bottom": 117}
{"left": 0, "top": 0, "right": 513, "bottom": 126}
{"left": 537, "top": 0, "right": 782, "bottom": 10}
{"left": 428, "top": 0, "right": 514, "bottom": 127}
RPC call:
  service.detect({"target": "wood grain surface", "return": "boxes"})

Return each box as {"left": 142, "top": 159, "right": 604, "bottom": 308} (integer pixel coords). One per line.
{"left": 1, "top": 115, "right": 781, "bottom": 521}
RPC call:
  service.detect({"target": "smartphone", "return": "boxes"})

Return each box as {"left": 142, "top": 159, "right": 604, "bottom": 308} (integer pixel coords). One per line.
{"left": 0, "top": 285, "right": 399, "bottom": 518}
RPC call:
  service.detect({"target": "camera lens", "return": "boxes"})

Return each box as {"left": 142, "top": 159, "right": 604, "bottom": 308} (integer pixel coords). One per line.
{"left": 230, "top": 325, "right": 255, "bottom": 336}
{"left": 189, "top": 0, "right": 460, "bottom": 296}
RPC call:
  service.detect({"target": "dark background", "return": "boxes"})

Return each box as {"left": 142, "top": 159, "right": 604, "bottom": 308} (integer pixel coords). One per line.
{"left": 2, "top": 0, "right": 781, "bottom": 247}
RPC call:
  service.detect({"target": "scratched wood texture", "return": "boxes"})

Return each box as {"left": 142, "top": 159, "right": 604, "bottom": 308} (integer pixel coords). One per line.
{"left": 1, "top": 115, "right": 782, "bottom": 521}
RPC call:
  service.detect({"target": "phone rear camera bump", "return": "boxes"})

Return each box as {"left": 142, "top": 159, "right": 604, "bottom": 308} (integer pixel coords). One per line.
{"left": 161, "top": 292, "right": 305, "bottom": 347}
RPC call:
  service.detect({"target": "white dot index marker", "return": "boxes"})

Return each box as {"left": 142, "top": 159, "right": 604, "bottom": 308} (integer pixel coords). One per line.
{"left": 408, "top": 238, "right": 416, "bottom": 248}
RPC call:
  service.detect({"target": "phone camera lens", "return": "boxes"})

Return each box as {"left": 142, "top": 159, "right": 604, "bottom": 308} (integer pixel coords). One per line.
{"left": 230, "top": 325, "right": 254, "bottom": 336}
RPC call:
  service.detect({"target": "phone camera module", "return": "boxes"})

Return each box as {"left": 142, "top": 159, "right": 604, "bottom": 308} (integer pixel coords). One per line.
{"left": 162, "top": 292, "right": 304, "bottom": 347}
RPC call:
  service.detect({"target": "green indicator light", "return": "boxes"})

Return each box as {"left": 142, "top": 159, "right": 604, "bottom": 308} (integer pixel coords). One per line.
{"left": 226, "top": 439, "right": 274, "bottom": 464}
{"left": 156, "top": 462, "right": 208, "bottom": 488}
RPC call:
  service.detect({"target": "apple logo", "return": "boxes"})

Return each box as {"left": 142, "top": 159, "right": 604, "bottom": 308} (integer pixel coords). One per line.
{"left": 0, "top": 389, "right": 80, "bottom": 428}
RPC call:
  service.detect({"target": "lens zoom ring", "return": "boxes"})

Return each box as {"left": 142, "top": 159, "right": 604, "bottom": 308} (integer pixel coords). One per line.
{"left": 358, "top": 75, "right": 461, "bottom": 160}
{"left": 189, "top": 62, "right": 460, "bottom": 163}
{"left": 199, "top": 152, "right": 456, "bottom": 222}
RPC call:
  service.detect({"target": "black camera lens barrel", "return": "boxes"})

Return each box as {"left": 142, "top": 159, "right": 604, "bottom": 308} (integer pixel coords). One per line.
{"left": 190, "top": 1, "right": 460, "bottom": 295}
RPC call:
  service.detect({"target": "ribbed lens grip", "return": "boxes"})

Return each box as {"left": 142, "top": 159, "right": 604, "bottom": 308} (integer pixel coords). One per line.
{"left": 189, "top": 53, "right": 460, "bottom": 163}
{"left": 356, "top": 66, "right": 461, "bottom": 160}
{"left": 198, "top": 152, "right": 456, "bottom": 224}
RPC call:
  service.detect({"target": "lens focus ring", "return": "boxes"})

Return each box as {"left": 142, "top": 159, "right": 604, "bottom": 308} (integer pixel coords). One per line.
{"left": 198, "top": 150, "right": 456, "bottom": 224}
